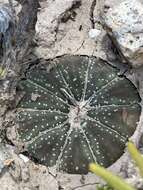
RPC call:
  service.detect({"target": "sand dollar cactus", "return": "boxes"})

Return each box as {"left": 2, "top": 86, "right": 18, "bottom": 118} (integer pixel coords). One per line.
{"left": 16, "top": 55, "right": 140, "bottom": 174}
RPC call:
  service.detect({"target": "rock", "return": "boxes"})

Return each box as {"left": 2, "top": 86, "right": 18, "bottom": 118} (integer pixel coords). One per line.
{"left": 35, "top": 0, "right": 106, "bottom": 60}
{"left": 103, "top": 0, "right": 143, "bottom": 67}
{"left": 36, "top": 0, "right": 81, "bottom": 56}
{"left": 0, "top": 6, "right": 13, "bottom": 34}
{"left": 88, "top": 28, "right": 101, "bottom": 39}
{"left": 19, "top": 154, "right": 29, "bottom": 163}
{"left": 0, "top": 144, "right": 13, "bottom": 173}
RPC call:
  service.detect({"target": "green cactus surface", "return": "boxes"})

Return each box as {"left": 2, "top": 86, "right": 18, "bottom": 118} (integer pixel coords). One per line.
{"left": 16, "top": 55, "right": 140, "bottom": 174}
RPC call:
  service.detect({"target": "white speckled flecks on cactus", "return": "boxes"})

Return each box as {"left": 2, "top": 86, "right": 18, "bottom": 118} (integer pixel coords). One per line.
{"left": 16, "top": 55, "right": 140, "bottom": 174}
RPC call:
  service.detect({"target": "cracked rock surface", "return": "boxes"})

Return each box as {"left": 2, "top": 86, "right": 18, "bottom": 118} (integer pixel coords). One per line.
{"left": 103, "top": 0, "right": 143, "bottom": 67}
{"left": 35, "top": 0, "right": 106, "bottom": 60}
{"left": 1, "top": 0, "right": 143, "bottom": 190}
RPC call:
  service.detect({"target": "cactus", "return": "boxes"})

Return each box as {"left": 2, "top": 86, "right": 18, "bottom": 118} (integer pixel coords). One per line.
{"left": 89, "top": 142, "right": 143, "bottom": 190}
{"left": 16, "top": 55, "right": 140, "bottom": 174}
{"left": 127, "top": 141, "right": 143, "bottom": 177}
{"left": 89, "top": 163, "right": 135, "bottom": 190}
{"left": 96, "top": 185, "right": 114, "bottom": 190}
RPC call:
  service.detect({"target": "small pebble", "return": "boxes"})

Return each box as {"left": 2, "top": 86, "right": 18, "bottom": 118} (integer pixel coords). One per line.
{"left": 19, "top": 154, "right": 29, "bottom": 163}
{"left": 88, "top": 28, "right": 101, "bottom": 39}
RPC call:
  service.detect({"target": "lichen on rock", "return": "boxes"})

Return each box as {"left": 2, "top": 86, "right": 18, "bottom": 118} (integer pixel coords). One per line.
{"left": 15, "top": 55, "right": 140, "bottom": 174}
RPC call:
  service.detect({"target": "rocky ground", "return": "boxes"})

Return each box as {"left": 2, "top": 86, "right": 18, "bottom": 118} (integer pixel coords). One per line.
{"left": 0, "top": 0, "right": 143, "bottom": 189}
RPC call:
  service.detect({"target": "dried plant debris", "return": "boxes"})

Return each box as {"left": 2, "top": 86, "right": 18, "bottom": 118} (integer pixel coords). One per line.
{"left": 15, "top": 55, "right": 141, "bottom": 174}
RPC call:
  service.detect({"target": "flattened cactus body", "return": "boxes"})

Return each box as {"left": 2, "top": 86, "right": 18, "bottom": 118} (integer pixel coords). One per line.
{"left": 16, "top": 56, "right": 140, "bottom": 174}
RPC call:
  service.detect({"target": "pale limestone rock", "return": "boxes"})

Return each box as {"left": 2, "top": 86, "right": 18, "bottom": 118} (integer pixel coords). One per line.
{"left": 88, "top": 28, "right": 101, "bottom": 39}
{"left": 104, "top": 0, "right": 143, "bottom": 67}
{"left": 35, "top": 0, "right": 106, "bottom": 60}
{"left": 36, "top": 0, "right": 81, "bottom": 55}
